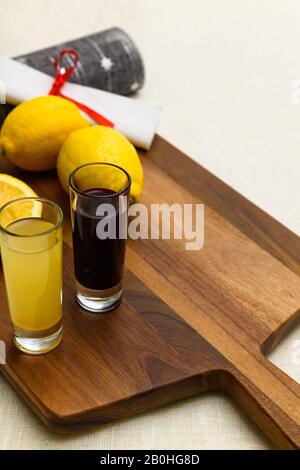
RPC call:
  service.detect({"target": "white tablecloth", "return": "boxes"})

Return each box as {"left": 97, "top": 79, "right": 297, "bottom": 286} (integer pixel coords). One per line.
{"left": 1, "top": 0, "right": 300, "bottom": 450}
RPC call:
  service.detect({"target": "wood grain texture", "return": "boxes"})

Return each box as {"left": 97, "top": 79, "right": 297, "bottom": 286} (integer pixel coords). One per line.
{"left": 1, "top": 135, "right": 300, "bottom": 448}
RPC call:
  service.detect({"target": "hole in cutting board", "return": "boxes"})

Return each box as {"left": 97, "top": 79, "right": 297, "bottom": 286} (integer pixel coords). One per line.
{"left": 263, "top": 313, "right": 300, "bottom": 384}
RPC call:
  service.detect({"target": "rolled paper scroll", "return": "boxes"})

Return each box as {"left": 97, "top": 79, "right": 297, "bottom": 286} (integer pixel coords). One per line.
{"left": 15, "top": 28, "right": 145, "bottom": 96}
{"left": 0, "top": 56, "right": 159, "bottom": 149}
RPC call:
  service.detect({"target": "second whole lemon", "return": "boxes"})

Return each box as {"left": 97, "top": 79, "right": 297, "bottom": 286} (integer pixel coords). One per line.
{"left": 57, "top": 125, "right": 144, "bottom": 202}
{"left": 0, "top": 96, "right": 89, "bottom": 171}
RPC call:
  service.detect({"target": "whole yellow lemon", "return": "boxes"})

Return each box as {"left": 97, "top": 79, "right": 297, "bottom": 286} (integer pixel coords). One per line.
{"left": 57, "top": 125, "right": 144, "bottom": 202}
{"left": 0, "top": 96, "right": 89, "bottom": 171}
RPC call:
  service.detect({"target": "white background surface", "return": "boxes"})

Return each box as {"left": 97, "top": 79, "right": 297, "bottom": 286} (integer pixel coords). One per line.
{"left": 1, "top": 0, "right": 300, "bottom": 450}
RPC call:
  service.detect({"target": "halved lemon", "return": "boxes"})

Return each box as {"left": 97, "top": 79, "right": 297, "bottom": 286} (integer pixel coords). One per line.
{"left": 0, "top": 174, "right": 39, "bottom": 228}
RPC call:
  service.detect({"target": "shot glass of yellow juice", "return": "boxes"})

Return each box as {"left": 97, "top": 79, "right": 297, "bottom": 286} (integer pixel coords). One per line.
{"left": 0, "top": 197, "right": 63, "bottom": 354}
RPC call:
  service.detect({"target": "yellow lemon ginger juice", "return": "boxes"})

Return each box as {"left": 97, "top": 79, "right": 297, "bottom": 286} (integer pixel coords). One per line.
{"left": 1, "top": 217, "right": 62, "bottom": 336}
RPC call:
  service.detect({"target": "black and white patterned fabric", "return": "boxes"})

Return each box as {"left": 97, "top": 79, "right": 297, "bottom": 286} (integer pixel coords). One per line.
{"left": 15, "top": 28, "right": 145, "bottom": 96}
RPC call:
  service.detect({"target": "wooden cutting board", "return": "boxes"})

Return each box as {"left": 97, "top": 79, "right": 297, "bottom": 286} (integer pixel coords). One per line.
{"left": 1, "top": 135, "right": 300, "bottom": 449}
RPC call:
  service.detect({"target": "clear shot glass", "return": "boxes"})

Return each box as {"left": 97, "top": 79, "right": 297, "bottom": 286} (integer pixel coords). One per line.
{"left": 69, "top": 162, "right": 131, "bottom": 313}
{"left": 0, "top": 197, "right": 63, "bottom": 354}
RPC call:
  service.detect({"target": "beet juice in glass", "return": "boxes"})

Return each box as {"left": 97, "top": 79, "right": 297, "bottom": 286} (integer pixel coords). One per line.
{"left": 69, "top": 162, "right": 131, "bottom": 312}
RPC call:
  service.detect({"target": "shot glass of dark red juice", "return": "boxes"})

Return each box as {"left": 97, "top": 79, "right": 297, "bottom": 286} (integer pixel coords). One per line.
{"left": 69, "top": 162, "right": 131, "bottom": 312}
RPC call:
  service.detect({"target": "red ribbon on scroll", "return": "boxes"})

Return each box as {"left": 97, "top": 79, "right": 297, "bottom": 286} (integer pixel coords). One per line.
{"left": 48, "top": 49, "right": 114, "bottom": 127}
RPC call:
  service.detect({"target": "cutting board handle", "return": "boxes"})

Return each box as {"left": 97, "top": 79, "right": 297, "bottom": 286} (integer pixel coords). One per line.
{"left": 222, "top": 359, "right": 300, "bottom": 449}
